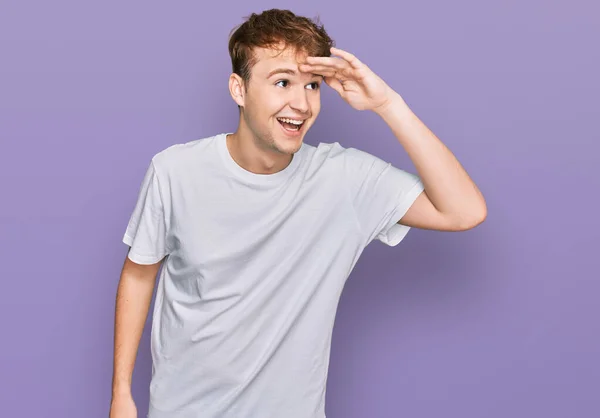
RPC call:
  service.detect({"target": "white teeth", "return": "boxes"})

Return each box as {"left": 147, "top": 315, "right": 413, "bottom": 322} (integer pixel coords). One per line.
{"left": 277, "top": 118, "right": 304, "bottom": 125}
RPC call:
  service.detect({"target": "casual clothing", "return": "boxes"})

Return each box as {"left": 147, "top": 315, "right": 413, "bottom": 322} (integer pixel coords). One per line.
{"left": 122, "top": 132, "right": 424, "bottom": 417}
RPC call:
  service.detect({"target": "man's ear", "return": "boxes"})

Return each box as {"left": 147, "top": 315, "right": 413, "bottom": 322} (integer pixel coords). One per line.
{"left": 229, "top": 73, "right": 246, "bottom": 107}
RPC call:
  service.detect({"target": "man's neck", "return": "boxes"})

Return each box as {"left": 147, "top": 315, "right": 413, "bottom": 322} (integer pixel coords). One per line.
{"left": 226, "top": 129, "right": 293, "bottom": 175}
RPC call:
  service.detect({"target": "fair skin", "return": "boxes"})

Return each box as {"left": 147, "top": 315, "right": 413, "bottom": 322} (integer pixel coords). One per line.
{"left": 109, "top": 257, "right": 162, "bottom": 418}
{"left": 110, "top": 42, "right": 486, "bottom": 418}
{"left": 226, "top": 45, "right": 323, "bottom": 174}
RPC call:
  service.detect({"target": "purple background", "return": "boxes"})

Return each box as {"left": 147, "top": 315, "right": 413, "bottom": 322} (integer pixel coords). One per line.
{"left": 1, "top": 1, "right": 598, "bottom": 417}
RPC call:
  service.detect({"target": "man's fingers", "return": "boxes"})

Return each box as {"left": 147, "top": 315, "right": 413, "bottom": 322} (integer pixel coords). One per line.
{"left": 330, "top": 47, "right": 362, "bottom": 69}
{"left": 324, "top": 76, "right": 345, "bottom": 95}
{"left": 305, "top": 56, "right": 347, "bottom": 71}
{"left": 300, "top": 65, "right": 336, "bottom": 77}
{"left": 300, "top": 64, "right": 355, "bottom": 80}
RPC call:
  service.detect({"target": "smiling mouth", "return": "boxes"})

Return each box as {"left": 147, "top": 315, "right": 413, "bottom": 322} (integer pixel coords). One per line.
{"left": 277, "top": 117, "right": 305, "bottom": 132}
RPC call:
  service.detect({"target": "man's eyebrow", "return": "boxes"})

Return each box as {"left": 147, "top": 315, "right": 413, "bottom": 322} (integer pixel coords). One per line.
{"left": 267, "top": 68, "right": 323, "bottom": 79}
{"left": 267, "top": 68, "right": 297, "bottom": 78}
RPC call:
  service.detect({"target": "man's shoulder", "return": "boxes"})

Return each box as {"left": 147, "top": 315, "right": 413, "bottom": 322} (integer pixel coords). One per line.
{"left": 310, "top": 140, "right": 347, "bottom": 160}
{"left": 310, "top": 140, "right": 377, "bottom": 165}
{"left": 149, "top": 133, "right": 220, "bottom": 171}
{"left": 155, "top": 135, "right": 216, "bottom": 161}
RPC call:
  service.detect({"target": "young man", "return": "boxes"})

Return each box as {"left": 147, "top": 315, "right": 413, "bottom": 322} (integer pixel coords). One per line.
{"left": 110, "top": 9, "right": 486, "bottom": 418}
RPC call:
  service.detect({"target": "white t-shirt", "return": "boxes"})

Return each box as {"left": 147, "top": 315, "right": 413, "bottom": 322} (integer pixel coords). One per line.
{"left": 122, "top": 132, "right": 424, "bottom": 418}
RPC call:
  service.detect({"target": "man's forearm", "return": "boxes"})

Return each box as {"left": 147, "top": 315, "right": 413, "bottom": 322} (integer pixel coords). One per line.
{"left": 375, "top": 90, "right": 487, "bottom": 223}
{"left": 112, "top": 272, "right": 156, "bottom": 396}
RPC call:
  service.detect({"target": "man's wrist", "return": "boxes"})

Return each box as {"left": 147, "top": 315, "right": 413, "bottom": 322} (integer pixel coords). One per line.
{"left": 112, "top": 381, "right": 132, "bottom": 397}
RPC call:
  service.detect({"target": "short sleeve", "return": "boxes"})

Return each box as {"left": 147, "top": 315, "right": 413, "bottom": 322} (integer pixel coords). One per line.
{"left": 343, "top": 147, "right": 424, "bottom": 246}
{"left": 122, "top": 160, "right": 169, "bottom": 264}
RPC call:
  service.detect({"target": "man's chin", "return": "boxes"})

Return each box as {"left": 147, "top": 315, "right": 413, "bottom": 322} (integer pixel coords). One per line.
{"left": 273, "top": 133, "right": 304, "bottom": 150}
{"left": 280, "top": 137, "right": 304, "bottom": 152}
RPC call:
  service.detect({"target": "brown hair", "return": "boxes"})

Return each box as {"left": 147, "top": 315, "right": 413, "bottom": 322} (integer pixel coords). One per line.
{"left": 228, "top": 9, "right": 335, "bottom": 86}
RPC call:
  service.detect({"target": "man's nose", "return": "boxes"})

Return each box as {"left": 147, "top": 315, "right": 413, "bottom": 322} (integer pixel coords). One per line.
{"left": 289, "top": 87, "right": 309, "bottom": 113}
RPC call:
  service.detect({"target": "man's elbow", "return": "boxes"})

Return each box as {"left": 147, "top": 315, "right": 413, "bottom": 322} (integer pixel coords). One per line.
{"left": 458, "top": 205, "right": 487, "bottom": 231}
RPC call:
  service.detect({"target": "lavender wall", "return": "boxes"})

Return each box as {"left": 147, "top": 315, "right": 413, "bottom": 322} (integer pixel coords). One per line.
{"left": 1, "top": 1, "right": 598, "bottom": 417}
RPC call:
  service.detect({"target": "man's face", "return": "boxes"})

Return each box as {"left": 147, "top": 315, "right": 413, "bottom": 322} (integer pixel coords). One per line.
{"left": 238, "top": 46, "right": 323, "bottom": 156}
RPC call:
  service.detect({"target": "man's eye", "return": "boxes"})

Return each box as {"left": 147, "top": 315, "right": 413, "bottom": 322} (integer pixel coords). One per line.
{"left": 275, "top": 80, "right": 289, "bottom": 87}
{"left": 307, "top": 82, "right": 320, "bottom": 90}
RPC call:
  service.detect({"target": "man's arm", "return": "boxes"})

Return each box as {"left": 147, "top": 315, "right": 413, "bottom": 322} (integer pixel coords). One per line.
{"left": 110, "top": 252, "right": 163, "bottom": 416}
{"left": 300, "top": 48, "right": 487, "bottom": 231}
{"left": 374, "top": 91, "right": 487, "bottom": 231}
